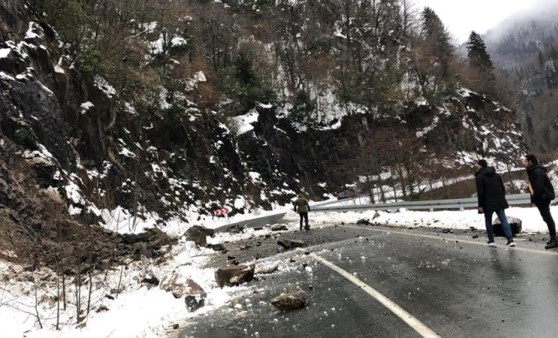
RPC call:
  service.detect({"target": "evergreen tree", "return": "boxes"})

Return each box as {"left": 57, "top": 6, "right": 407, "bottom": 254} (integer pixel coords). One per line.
{"left": 422, "top": 7, "right": 453, "bottom": 58}
{"left": 466, "top": 31, "right": 494, "bottom": 73}
{"left": 419, "top": 7, "right": 455, "bottom": 98}
{"left": 466, "top": 31, "right": 496, "bottom": 93}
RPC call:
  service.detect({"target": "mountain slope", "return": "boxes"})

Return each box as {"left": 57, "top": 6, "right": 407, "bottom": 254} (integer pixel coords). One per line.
{"left": 0, "top": 0, "right": 526, "bottom": 260}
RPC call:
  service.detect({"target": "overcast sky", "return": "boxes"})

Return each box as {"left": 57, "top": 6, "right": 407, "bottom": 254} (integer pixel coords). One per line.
{"left": 412, "top": 0, "right": 539, "bottom": 44}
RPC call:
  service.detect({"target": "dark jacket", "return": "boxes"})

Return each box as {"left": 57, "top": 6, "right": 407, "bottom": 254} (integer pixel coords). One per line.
{"left": 526, "top": 164, "right": 555, "bottom": 203}
{"left": 475, "top": 166, "right": 509, "bottom": 212}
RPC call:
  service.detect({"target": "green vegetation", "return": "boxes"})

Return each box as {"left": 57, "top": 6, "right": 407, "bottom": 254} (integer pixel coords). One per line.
{"left": 290, "top": 90, "right": 316, "bottom": 123}
{"left": 27, "top": 0, "right": 510, "bottom": 119}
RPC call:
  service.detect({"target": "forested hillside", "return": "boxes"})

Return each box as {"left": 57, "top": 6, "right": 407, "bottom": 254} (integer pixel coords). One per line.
{"left": 0, "top": 0, "right": 525, "bottom": 240}
{"left": 0, "top": 0, "right": 531, "bottom": 332}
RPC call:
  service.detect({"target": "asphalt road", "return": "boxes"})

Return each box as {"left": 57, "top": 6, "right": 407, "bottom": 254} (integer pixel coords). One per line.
{"left": 178, "top": 224, "right": 558, "bottom": 338}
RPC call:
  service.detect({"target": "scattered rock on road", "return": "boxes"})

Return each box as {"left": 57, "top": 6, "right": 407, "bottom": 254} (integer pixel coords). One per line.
{"left": 271, "top": 289, "right": 308, "bottom": 311}
{"left": 256, "top": 262, "right": 279, "bottom": 275}
{"left": 215, "top": 264, "right": 255, "bottom": 287}
{"left": 277, "top": 239, "right": 305, "bottom": 250}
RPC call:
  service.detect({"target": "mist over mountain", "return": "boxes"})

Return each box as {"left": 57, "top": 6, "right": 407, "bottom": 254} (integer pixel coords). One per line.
{"left": 482, "top": 0, "right": 558, "bottom": 151}
{"left": 485, "top": 0, "right": 558, "bottom": 69}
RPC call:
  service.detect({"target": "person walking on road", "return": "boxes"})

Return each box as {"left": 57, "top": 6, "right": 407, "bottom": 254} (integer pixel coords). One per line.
{"left": 475, "top": 159, "right": 516, "bottom": 247}
{"left": 293, "top": 193, "right": 310, "bottom": 231}
{"left": 524, "top": 154, "right": 557, "bottom": 249}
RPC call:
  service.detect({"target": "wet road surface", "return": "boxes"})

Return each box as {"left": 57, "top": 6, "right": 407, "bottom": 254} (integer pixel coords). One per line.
{"left": 178, "top": 224, "right": 558, "bottom": 338}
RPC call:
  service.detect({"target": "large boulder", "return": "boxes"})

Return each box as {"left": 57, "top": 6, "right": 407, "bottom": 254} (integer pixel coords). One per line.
{"left": 493, "top": 216, "right": 522, "bottom": 236}
{"left": 215, "top": 263, "right": 255, "bottom": 288}
{"left": 160, "top": 272, "right": 207, "bottom": 312}
{"left": 271, "top": 289, "right": 308, "bottom": 311}
{"left": 184, "top": 279, "right": 207, "bottom": 312}
{"left": 184, "top": 225, "right": 215, "bottom": 247}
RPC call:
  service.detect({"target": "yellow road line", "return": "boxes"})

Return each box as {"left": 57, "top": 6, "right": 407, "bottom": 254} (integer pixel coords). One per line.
{"left": 343, "top": 225, "right": 558, "bottom": 256}
{"left": 309, "top": 252, "right": 440, "bottom": 338}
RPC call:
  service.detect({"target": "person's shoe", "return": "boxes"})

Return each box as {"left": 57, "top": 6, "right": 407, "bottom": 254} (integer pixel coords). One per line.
{"left": 506, "top": 239, "right": 516, "bottom": 247}
{"left": 487, "top": 241, "right": 496, "bottom": 247}
{"left": 545, "top": 238, "right": 558, "bottom": 249}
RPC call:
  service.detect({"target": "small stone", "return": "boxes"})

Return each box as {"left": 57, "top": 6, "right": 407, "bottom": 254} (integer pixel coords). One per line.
{"left": 271, "top": 290, "right": 307, "bottom": 311}
{"left": 96, "top": 305, "right": 109, "bottom": 312}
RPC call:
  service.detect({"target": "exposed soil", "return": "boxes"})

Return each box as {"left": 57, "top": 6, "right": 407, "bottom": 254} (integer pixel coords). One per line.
{"left": 0, "top": 158, "right": 177, "bottom": 274}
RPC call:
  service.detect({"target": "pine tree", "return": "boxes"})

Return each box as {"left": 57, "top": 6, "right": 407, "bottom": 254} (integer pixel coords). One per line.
{"left": 422, "top": 7, "right": 453, "bottom": 61}
{"left": 466, "top": 31, "right": 494, "bottom": 73}
{"left": 418, "top": 7, "right": 455, "bottom": 98}
{"left": 466, "top": 31, "right": 496, "bottom": 93}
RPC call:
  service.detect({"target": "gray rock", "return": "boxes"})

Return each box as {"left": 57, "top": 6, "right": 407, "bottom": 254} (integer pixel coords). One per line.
{"left": 493, "top": 216, "right": 522, "bottom": 236}
{"left": 215, "top": 264, "right": 255, "bottom": 288}
{"left": 226, "top": 224, "right": 245, "bottom": 234}
{"left": 207, "top": 243, "right": 226, "bottom": 251}
{"left": 141, "top": 275, "right": 159, "bottom": 287}
{"left": 271, "top": 289, "right": 308, "bottom": 311}
{"left": 256, "top": 262, "right": 279, "bottom": 275}
{"left": 184, "top": 225, "right": 215, "bottom": 247}
{"left": 184, "top": 279, "right": 207, "bottom": 312}
{"left": 277, "top": 239, "right": 305, "bottom": 250}
{"left": 357, "top": 219, "right": 371, "bottom": 225}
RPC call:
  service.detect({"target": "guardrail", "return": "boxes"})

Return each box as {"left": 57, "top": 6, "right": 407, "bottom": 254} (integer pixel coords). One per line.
{"left": 214, "top": 212, "right": 287, "bottom": 232}
{"left": 311, "top": 193, "right": 541, "bottom": 213}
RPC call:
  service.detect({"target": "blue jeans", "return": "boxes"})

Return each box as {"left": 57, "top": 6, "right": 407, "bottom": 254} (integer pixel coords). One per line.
{"left": 484, "top": 209, "right": 512, "bottom": 242}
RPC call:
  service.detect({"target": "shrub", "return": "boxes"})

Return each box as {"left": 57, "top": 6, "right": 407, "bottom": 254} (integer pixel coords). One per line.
{"left": 289, "top": 90, "right": 316, "bottom": 123}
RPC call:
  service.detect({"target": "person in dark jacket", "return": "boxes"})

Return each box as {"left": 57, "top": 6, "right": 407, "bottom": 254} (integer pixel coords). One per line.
{"left": 524, "top": 154, "right": 557, "bottom": 249}
{"left": 475, "top": 159, "right": 515, "bottom": 247}
{"left": 293, "top": 193, "right": 310, "bottom": 231}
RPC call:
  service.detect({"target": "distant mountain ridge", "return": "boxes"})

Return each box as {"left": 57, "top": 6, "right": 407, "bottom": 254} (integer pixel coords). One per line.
{"left": 485, "top": 3, "right": 558, "bottom": 69}
{"left": 482, "top": 2, "right": 558, "bottom": 152}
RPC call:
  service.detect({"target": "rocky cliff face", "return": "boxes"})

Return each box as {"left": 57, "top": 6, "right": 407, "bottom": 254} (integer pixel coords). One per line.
{"left": 0, "top": 1, "right": 316, "bottom": 230}
{"left": 0, "top": 1, "right": 526, "bottom": 241}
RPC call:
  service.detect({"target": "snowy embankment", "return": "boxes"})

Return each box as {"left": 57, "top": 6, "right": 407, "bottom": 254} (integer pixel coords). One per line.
{"left": 1, "top": 198, "right": 555, "bottom": 337}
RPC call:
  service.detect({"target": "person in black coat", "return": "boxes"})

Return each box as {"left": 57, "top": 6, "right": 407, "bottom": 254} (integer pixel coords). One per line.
{"left": 475, "top": 159, "right": 515, "bottom": 247}
{"left": 524, "top": 154, "right": 557, "bottom": 249}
